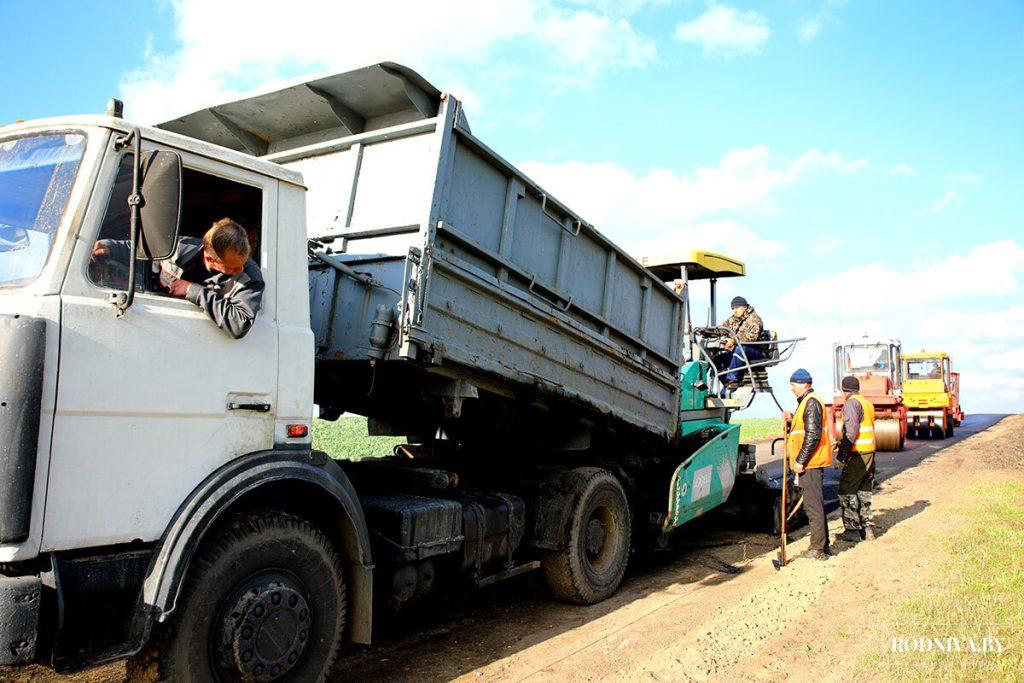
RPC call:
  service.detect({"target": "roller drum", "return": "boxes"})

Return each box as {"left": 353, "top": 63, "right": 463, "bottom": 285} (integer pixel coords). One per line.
{"left": 875, "top": 418, "right": 902, "bottom": 451}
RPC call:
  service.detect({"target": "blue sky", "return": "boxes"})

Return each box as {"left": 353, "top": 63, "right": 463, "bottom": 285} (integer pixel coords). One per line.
{"left": 4, "top": 0, "right": 1023, "bottom": 414}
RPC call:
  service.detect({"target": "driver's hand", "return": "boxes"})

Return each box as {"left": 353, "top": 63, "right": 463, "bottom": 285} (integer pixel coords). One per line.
{"left": 91, "top": 242, "right": 109, "bottom": 261}
{"left": 781, "top": 410, "right": 793, "bottom": 422}
{"left": 163, "top": 276, "right": 192, "bottom": 298}
{"left": 792, "top": 462, "right": 806, "bottom": 474}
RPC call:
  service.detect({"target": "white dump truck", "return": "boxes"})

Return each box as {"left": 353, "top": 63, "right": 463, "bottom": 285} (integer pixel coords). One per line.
{"left": 0, "top": 63, "right": 775, "bottom": 680}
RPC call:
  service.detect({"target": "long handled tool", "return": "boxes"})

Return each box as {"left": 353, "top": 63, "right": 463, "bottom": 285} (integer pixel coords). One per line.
{"left": 779, "top": 440, "right": 789, "bottom": 568}
{"left": 773, "top": 411, "right": 796, "bottom": 570}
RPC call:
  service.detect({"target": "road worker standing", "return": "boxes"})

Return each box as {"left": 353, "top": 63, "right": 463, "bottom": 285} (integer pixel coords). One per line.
{"left": 782, "top": 368, "right": 833, "bottom": 560}
{"left": 835, "top": 375, "right": 876, "bottom": 542}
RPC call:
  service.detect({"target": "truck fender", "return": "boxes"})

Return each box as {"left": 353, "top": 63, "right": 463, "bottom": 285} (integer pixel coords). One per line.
{"left": 137, "top": 449, "right": 374, "bottom": 644}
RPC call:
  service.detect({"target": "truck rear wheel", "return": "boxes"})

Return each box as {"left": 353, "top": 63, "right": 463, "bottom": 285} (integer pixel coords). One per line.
{"left": 127, "top": 511, "right": 346, "bottom": 683}
{"left": 543, "top": 470, "right": 631, "bottom": 605}
{"left": 944, "top": 414, "right": 955, "bottom": 438}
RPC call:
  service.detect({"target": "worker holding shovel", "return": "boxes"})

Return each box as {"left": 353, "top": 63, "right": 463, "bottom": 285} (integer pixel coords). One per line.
{"left": 781, "top": 369, "right": 834, "bottom": 561}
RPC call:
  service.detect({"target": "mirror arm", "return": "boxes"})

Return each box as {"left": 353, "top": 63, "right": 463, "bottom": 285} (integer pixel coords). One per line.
{"left": 111, "top": 129, "right": 143, "bottom": 317}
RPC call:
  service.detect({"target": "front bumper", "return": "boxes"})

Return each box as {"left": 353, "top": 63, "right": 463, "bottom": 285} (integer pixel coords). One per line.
{"left": 907, "top": 410, "right": 947, "bottom": 422}
{"left": 0, "top": 574, "right": 40, "bottom": 666}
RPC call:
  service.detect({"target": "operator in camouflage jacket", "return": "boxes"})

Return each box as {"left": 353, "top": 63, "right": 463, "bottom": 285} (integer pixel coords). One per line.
{"left": 718, "top": 296, "right": 765, "bottom": 388}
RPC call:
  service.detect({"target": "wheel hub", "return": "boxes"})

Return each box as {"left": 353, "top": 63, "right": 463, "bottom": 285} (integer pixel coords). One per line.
{"left": 586, "top": 517, "right": 606, "bottom": 556}
{"left": 221, "top": 579, "right": 311, "bottom": 682}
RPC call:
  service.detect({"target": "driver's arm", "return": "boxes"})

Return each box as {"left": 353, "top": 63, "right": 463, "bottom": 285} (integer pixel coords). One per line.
{"left": 92, "top": 238, "right": 132, "bottom": 264}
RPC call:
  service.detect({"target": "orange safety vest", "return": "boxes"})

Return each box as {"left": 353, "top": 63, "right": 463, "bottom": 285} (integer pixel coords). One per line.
{"left": 787, "top": 391, "right": 833, "bottom": 469}
{"left": 850, "top": 393, "right": 876, "bottom": 453}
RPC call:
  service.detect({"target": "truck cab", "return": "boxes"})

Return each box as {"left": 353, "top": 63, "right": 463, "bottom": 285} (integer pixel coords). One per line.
{"left": 0, "top": 114, "right": 380, "bottom": 676}
{"left": 0, "top": 114, "right": 316, "bottom": 557}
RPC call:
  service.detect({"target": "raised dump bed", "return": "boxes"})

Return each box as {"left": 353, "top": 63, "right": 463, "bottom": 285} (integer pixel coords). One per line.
{"left": 164, "top": 63, "right": 685, "bottom": 441}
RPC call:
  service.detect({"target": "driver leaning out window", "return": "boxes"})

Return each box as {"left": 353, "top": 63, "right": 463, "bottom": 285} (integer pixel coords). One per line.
{"left": 91, "top": 218, "right": 264, "bottom": 339}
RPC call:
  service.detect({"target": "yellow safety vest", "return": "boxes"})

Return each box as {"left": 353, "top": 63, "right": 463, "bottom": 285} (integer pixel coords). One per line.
{"left": 850, "top": 393, "right": 876, "bottom": 454}
{"left": 787, "top": 391, "right": 833, "bottom": 469}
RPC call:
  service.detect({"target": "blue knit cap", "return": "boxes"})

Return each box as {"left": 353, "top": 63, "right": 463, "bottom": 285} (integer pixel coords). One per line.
{"left": 790, "top": 368, "right": 813, "bottom": 383}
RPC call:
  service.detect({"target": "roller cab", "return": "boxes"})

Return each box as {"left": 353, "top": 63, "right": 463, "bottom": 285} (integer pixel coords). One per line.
{"left": 830, "top": 339, "right": 908, "bottom": 451}
{"left": 901, "top": 351, "right": 962, "bottom": 439}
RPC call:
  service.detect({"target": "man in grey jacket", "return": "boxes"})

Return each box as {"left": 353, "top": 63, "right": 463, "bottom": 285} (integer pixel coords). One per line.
{"left": 93, "top": 218, "right": 264, "bottom": 339}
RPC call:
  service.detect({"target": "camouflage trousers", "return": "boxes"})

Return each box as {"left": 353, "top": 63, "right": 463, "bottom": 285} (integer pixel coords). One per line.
{"left": 838, "top": 451, "right": 875, "bottom": 531}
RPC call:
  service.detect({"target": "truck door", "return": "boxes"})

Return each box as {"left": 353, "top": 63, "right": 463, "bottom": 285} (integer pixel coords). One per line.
{"left": 43, "top": 141, "right": 280, "bottom": 550}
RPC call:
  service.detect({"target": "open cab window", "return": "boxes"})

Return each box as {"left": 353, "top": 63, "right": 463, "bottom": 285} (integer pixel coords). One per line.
{"left": 89, "top": 153, "right": 262, "bottom": 295}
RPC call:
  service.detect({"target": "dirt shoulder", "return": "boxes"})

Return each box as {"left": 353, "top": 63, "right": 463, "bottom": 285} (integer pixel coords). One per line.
{"left": 454, "top": 415, "right": 1024, "bottom": 682}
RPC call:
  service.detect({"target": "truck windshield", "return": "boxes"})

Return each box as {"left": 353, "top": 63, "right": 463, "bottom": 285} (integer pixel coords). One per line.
{"left": 906, "top": 359, "right": 942, "bottom": 380}
{"left": 846, "top": 345, "right": 889, "bottom": 374}
{"left": 0, "top": 133, "right": 86, "bottom": 287}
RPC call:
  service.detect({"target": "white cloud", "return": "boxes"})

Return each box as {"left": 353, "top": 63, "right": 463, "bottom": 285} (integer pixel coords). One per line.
{"left": 632, "top": 219, "right": 789, "bottom": 262}
{"left": 674, "top": 3, "right": 770, "bottom": 57}
{"left": 797, "top": 0, "right": 846, "bottom": 43}
{"left": 772, "top": 240, "right": 1024, "bottom": 412}
{"left": 810, "top": 236, "right": 842, "bottom": 255}
{"left": 120, "top": 0, "right": 657, "bottom": 123}
{"left": 932, "top": 190, "right": 962, "bottom": 213}
{"left": 797, "top": 17, "right": 824, "bottom": 42}
{"left": 517, "top": 145, "right": 866, "bottom": 260}
{"left": 943, "top": 171, "right": 982, "bottom": 185}
{"left": 535, "top": 11, "right": 656, "bottom": 87}
{"left": 890, "top": 163, "right": 915, "bottom": 176}
{"left": 565, "top": 0, "right": 670, "bottom": 15}
{"left": 778, "top": 240, "right": 1024, "bottom": 319}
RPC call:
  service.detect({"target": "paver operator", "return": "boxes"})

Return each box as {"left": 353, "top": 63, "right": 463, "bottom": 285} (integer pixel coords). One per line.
{"left": 719, "top": 296, "right": 764, "bottom": 390}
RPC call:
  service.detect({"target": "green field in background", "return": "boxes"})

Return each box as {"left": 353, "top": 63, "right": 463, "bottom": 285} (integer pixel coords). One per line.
{"left": 313, "top": 417, "right": 403, "bottom": 460}
{"left": 735, "top": 418, "right": 784, "bottom": 443}
{"left": 314, "top": 415, "right": 785, "bottom": 459}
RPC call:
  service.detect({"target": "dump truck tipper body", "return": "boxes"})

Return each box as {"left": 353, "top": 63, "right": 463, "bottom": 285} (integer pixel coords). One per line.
{"left": 0, "top": 64, "right": 763, "bottom": 680}
{"left": 162, "top": 64, "right": 683, "bottom": 442}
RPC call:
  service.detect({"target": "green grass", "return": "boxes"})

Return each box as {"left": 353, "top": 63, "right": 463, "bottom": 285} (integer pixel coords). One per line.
{"left": 734, "top": 417, "right": 784, "bottom": 443}
{"left": 861, "top": 477, "right": 1024, "bottom": 681}
{"left": 312, "top": 416, "right": 404, "bottom": 460}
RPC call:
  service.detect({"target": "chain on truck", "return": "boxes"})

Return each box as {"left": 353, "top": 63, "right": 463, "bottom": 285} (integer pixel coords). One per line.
{"left": 0, "top": 63, "right": 801, "bottom": 681}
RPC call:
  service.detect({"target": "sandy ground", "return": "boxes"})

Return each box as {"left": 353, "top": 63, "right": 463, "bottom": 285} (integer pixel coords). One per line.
{"left": 3, "top": 414, "right": 1017, "bottom": 682}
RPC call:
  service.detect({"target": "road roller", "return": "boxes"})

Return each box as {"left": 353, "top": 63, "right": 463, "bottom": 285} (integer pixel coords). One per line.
{"left": 901, "top": 351, "right": 963, "bottom": 439}
{"left": 829, "top": 338, "right": 908, "bottom": 451}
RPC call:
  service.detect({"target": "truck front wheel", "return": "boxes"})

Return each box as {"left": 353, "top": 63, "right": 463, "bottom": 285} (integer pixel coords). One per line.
{"left": 543, "top": 470, "right": 631, "bottom": 605}
{"left": 127, "top": 511, "right": 346, "bottom": 682}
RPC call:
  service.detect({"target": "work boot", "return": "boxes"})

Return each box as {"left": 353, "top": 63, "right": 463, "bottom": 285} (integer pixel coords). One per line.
{"left": 802, "top": 549, "right": 829, "bottom": 561}
{"left": 837, "top": 529, "right": 861, "bottom": 543}
{"left": 861, "top": 526, "right": 876, "bottom": 541}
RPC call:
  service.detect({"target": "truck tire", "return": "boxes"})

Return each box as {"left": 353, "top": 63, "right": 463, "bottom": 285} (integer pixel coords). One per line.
{"left": 127, "top": 511, "right": 346, "bottom": 683}
{"left": 945, "top": 414, "right": 955, "bottom": 438}
{"left": 543, "top": 470, "right": 631, "bottom": 605}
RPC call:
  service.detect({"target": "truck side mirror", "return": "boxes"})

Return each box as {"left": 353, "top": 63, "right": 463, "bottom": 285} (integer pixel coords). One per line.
{"left": 136, "top": 150, "right": 182, "bottom": 260}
